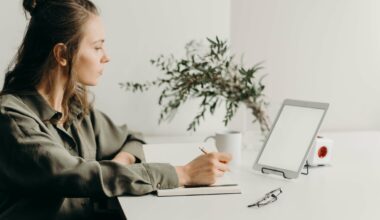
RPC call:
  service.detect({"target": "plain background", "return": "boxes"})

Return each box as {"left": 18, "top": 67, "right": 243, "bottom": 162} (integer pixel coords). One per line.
{"left": 1, "top": 0, "right": 379, "bottom": 138}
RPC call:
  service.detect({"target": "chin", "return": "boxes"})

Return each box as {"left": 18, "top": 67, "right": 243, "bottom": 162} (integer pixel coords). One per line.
{"left": 80, "top": 81, "right": 98, "bottom": 86}
{"left": 87, "top": 82, "right": 98, "bottom": 86}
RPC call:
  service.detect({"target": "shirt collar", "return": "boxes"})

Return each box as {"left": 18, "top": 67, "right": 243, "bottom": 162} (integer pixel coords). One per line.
{"left": 18, "top": 89, "right": 83, "bottom": 124}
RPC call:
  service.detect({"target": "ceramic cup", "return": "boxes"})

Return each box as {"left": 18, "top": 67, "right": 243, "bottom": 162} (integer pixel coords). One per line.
{"left": 205, "top": 131, "right": 242, "bottom": 167}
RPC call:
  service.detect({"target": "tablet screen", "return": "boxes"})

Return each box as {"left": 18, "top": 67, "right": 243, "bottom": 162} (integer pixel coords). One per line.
{"left": 257, "top": 104, "right": 326, "bottom": 172}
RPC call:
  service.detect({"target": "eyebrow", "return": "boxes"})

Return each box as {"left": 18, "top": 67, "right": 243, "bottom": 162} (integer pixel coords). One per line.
{"left": 92, "top": 39, "right": 105, "bottom": 44}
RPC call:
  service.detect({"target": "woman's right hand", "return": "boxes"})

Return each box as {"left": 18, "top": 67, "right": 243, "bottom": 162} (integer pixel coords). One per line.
{"left": 175, "top": 152, "right": 232, "bottom": 186}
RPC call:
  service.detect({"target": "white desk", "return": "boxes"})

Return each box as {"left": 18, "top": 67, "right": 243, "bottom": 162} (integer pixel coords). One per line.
{"left": 118, "top": 131, "right": 380, "bottom": 220}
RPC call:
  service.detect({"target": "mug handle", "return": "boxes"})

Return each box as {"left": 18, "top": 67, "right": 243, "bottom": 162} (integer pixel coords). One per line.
{"left": 204, "top": 136, "right": 215, "bottom": 142}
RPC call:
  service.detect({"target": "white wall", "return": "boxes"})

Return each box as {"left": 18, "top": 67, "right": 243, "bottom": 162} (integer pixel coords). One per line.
{"left": 2, "top": 0, "right": 379, "bottom": 136}
{"left": 0, "top": 0, "right": 231, "bottom": 135}
{"left": 0, "top": 2, "right": 26, "bottom": 83}
{"left": 231, "top": 0, "right": 380, "bottom": 132}
{"left": 92, "top": 0, "right": 230, "bottom": 135}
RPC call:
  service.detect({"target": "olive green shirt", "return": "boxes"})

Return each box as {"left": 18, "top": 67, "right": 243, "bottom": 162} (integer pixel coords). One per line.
{"left": 0, "top": 90, "right": 179, "bottom": 220}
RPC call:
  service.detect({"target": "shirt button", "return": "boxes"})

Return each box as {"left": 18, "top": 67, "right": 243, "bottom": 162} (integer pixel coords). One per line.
{"left": 157, "top": 183, "right": 161, "bottom": 188}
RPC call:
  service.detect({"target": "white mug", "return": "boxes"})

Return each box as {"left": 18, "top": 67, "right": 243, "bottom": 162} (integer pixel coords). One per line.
{"left": 205, "top": 131, "right": 242, "bottom": 167}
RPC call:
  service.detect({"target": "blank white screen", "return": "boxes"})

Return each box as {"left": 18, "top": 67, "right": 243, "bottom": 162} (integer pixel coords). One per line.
{"left": 258, "top": 105, "right": 325, "bottom": 172}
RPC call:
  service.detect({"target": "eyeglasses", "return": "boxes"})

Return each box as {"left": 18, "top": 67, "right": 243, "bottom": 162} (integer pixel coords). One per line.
{"left": 247, "top": 187, "right": 283, "bottom": 208}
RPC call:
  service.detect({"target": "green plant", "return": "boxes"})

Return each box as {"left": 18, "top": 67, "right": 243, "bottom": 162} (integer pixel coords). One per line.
{"left": 119, "top": 36, "right": 270, "bottom": 135}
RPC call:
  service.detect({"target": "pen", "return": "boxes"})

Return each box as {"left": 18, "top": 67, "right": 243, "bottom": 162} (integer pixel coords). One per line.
{"left": 199, "top": 146, "right": 230, "bottom": 170}
{"left": 199, "top": 147, "right": 208, "bottom": 155}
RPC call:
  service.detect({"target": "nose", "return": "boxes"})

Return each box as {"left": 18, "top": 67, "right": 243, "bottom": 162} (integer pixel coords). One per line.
{"left": 102, "top": 54, "right": 110, "bottom": 63}
{"left": 102, "top": 51, "right": 110, "bottom": 63}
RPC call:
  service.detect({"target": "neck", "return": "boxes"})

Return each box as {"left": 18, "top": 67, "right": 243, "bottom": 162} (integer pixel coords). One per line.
{"left": 36, "top": 69, "right": 68, "bottom": 113}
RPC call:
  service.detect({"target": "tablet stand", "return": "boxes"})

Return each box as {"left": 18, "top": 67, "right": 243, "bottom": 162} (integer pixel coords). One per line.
{"left": 261, "top": 160, "right": 310, "bottom": 179}
{"left": 301, "top": 160, "right": 309, "bottom": 175}
{"left": 261, "top": 167, "right": 290, "bottom": 179}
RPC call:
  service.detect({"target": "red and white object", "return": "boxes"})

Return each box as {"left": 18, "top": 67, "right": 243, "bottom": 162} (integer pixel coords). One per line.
{"left": 307, "top": 137, "right": 333, "bottom": 166}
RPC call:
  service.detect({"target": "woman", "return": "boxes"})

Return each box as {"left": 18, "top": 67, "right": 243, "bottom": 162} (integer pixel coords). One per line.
{"left": 0, "top": 0, "right": 231, "bottom": 219}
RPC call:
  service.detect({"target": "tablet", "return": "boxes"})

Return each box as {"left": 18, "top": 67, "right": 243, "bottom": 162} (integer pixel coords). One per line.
{"left": 253, "top": 99, "right": 329, "bottom": 179}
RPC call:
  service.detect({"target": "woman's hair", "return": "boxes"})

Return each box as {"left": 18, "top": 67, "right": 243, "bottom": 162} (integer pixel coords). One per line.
{"left": 1, "top": 0, "right": 99, "bottom": 122}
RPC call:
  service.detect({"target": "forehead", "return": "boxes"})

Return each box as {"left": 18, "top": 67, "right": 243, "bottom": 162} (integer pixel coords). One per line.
{"left": 81, "top": 15, "right": 105, "bottom": 43}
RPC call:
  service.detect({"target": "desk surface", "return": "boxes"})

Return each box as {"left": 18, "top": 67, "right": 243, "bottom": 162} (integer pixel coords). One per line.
{"left": 118, "top": 131, "right": 380, "bottom": 220}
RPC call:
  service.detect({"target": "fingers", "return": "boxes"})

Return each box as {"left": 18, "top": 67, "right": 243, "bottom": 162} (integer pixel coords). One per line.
{"left": 214, "top": 160, "right": 230, "bottom": 172}
{"left": 215, "top": 168, "right": 225, "bottom": 177}
{"left": 207, "top": 152, "right": 232, "bottom": 164}
{"left": 217, "top": 152, "right": 232, "bottom": 163}
{"left": 184, "top": 152, "right": 233, "bottom": 186}
{"left": 205, "top": 153, "right": 231, "bottom": 172}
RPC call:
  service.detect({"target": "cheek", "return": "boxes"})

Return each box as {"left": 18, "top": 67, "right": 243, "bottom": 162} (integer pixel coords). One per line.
{"left": 74, "top": 51, "right": 100, "bottom": 82}
{"left": 76, "top": 52, "right": 96, "bottom": 71}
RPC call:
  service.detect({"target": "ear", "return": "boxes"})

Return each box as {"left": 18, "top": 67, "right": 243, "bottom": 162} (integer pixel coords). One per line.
{"left": 53, "top": 43, "right": 68, "bottom": 66}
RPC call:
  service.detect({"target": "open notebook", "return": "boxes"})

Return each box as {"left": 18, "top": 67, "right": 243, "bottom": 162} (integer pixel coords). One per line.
{"left": 143, "top": 142, "right": 241, "bottom": 197}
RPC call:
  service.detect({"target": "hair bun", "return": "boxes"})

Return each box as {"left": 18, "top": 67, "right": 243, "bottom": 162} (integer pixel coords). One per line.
{"left": 23, "top": 0, "right": 47, "bottom": 16}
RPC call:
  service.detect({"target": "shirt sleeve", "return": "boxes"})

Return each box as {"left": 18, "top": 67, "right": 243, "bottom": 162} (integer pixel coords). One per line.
{"left": 0, "top": 108, "right": 179, "bottom": 197}
{"left": 90, "top": 109, "right": 146, "bottom": 162}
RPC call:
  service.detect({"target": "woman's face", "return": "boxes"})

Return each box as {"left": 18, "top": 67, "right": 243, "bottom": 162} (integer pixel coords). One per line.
{"left": 73, "top": 15, "right": 110, "bottom": 86}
